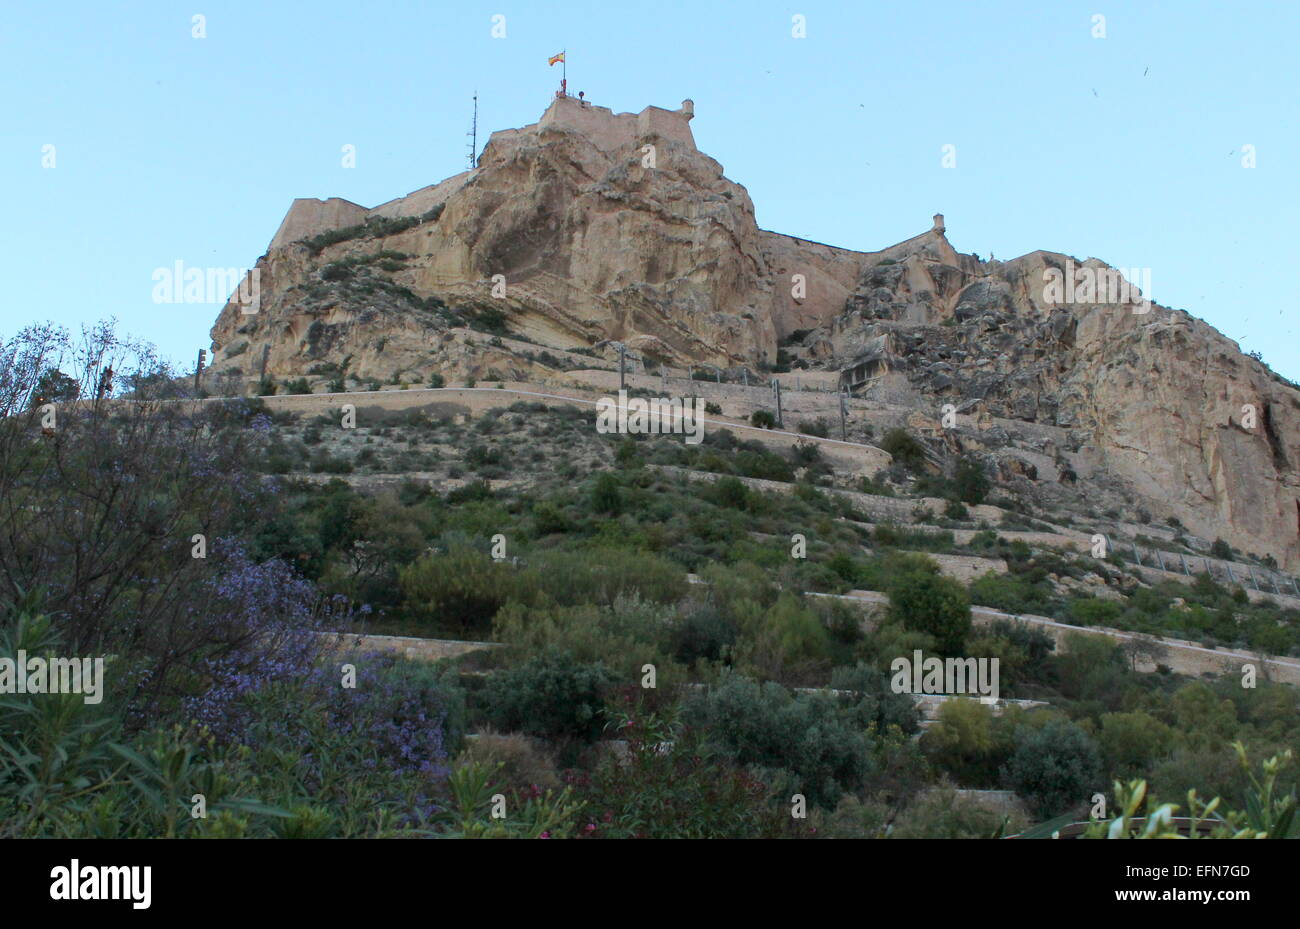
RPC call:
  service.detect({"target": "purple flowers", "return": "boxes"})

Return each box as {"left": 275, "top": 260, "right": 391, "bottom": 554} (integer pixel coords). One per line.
{"left": 181, "top": 540, "right": 324, "bottom": 734}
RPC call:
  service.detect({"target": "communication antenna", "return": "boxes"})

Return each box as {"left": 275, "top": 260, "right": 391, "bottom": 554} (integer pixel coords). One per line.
{"left": 467, "top": 91, "right": 478, "bottom": 170}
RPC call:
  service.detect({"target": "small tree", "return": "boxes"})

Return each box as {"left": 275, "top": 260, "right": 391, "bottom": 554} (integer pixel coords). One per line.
{"left": 590, "top": 472, "right": 622, "bottom": 515}
{"left": 880, "top": 428, "right": 927, "bottom": 470}
{"left": 954, "top": 455, "right": 990, "bottom": 505}
{"left": 1002, "top": 718, "right": 1103, "bottom": 818}
{"left": 32, "top": 367, "right": 80, "bottom": 404}
{"left": 885, "top": 556, "right": 971, "bottom": 655}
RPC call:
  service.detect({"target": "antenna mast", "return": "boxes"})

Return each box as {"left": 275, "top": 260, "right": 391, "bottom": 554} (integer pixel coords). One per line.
{"left": 466, "top": 91, "right": 478, "bottom": 169}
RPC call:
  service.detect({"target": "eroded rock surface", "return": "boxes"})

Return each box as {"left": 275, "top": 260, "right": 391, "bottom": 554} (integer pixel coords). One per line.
{"left": 207, "top": 96, "right": 1300, "bottom": 568}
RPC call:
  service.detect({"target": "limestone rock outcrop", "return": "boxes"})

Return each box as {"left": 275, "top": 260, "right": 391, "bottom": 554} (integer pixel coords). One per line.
{"left": 206, "top": 95, "right": 1300, "bottom": 569}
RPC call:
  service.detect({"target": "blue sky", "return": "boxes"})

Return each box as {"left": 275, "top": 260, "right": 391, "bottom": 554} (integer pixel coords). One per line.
{"left": 3, "top": 1, "right": 1296, "bottom": 378}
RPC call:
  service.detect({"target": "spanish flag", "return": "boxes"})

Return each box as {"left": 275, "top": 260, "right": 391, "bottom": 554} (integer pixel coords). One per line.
{"left": 548, "top": 52, "right": 565, "bottom": 66}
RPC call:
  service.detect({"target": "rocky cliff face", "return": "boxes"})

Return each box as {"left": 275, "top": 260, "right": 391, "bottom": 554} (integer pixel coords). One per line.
{"left": 206, "top": 95, "right": 1300, "bottom": 569}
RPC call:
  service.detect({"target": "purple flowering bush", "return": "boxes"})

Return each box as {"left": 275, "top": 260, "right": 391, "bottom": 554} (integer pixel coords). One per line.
{"left": 177, "top": 541, "right": 325, "bottom": 734}
{"left": 0, "top": 323, "right": 333, "bottom": 726}
{"left": 231, "top": 651, "right": 466, "bottom": 833}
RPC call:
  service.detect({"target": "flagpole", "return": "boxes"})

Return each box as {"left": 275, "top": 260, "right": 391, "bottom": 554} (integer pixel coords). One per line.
{"left": 563, "top": 48, "right": 566, "bottom": 95}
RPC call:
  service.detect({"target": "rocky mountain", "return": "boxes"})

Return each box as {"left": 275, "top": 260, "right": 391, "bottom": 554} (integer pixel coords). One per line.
{"left": 206, "top": 94, "right": 1300, "bottom": 569}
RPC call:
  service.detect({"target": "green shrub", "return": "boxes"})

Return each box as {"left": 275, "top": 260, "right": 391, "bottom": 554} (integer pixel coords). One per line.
{"left": 728, "top": 592, "right": 833, "bottom": 684}
{"left": 705, "top": 475, "right": 750, "bottom": 510}
{"left": 733, "top": 449, "right": 794, "bottom": 482}
{"left": 889, "top": 785, "right": 1026, "bottom": 839}
{"left": 954, "top": 455, "right": 990, "bottom": 505}
{"left": 880, "top": 428, "right": 926, "bottom": 470}
{"left": 491, "top": 594, "right": 680, "bottom": 686}
{"left": 1002, "top": 718, "right": 1103, "bottom": 818}
{"left": 478, "top": 649, "right": 614, "bottom": 744}
{"left": 1054, "top": 633, "right": 1127, "bottom": 704}
{"left": 668, "top": 598, "right": 738, "bottom": 666}
{"left": 885, "top": 555, "right": 971, "bottom": 654}
{"left": 683, "top": 673, "right": 870, "bottom": 809}
{"left": 969, "top": 571, "right": 1049, "bottom": 615}
{"left": 798, "top": 417, "right": 831, "bottom": 438}
{"left": 1097, "top": 711, "right": 1176, "bottom": 779}
{"left": 1067, "top": 596, "right": 1123, "bottom": 626}
{"left": 531, "top": 500, "right": 570, "bottom": 535}
{"left": 921, "top": 699, "right": 1002, "bottom": 787}
{"left": 590, "top": 472, "right": 622, "bottom": 515}
{"left": 579, "top": 703, "right": 788, "bottom": 838}
{"left": 398, "top": 547, "right": 516, "bottom": 635}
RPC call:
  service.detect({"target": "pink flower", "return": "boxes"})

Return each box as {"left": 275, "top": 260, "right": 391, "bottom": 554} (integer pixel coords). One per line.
{"left": 539, "top": 831, "right": 551, "bottom": 839}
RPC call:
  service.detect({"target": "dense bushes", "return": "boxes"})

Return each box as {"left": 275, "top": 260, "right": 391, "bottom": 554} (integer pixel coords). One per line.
{"left": 574, "top": 700, "right": 791, "bottom": 838}
{"left": 953, "top": 455, "right": 990, "bottom": 505}
{"left": 683, "top": 673, "right": 873, "bottom": 809}
{"left": 880, "top": 428, "right": 926, "bottom": 470}
{"left": 10, "top": 322, "right": 1299, "bottom": 838}
{"left": 0, "top": 603, "right": 465, "bottom": 837}
{"left": 885, "top": 555, "right": 971, "bottom": 654}
{"left": 1001, "top": 718, "right": 1103, "bottom": 818}
{"left": 398, "top": 547, "right": 516, "bottom": 636}
{"left": 479, "top": 649, "right": 614, "bottom": 744}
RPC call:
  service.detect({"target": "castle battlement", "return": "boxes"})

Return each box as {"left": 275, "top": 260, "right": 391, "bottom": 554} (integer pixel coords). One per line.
{"left": 520, "top": 96, "right": 697, "bottom": 154}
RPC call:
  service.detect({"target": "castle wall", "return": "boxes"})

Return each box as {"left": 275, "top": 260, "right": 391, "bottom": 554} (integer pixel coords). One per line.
{"left": 268, "top": 197, "right": 368, "bottom": 251}
{"left": 368, "top": 171, "right": 472, "bottom": 221}
{"left": 536, "top": 96, "right": 697, "bottom": 154}
{"left": 637, "top": 105, "right": 696, "bottom": 148}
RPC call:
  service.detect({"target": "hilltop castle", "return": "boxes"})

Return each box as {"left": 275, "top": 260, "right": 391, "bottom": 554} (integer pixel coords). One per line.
{"left": 267, "top": 96, "right": 698, "bottom": 252}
